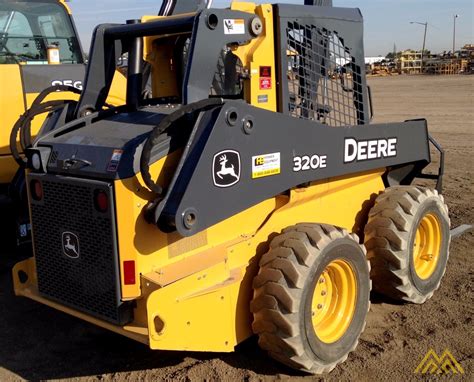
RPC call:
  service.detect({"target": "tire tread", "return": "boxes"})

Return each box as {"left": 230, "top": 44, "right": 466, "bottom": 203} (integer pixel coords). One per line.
{"left": 251, "top": 223, "right": 370, "bottom": 374}
{"left": 364, "top": 186, "right": 450, "bottom": 304}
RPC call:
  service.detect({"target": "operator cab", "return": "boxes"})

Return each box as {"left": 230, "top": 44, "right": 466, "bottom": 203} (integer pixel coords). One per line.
{"left": 0, "top": 0, "right": 83, "bottom": 65}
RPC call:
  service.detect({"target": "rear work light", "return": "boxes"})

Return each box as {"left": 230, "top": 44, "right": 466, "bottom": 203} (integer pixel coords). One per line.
{"left": 94, "top": 190, "right": 108, "bottom": 212}
{"left": 123, "top": 260, "right": 136, "bottom": 285}
{"left": 30, "top": 180, "right": 43, "bottom": 201}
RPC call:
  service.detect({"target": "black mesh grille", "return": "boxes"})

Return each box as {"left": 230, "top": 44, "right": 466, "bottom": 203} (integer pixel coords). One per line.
{"left": 29, "top": 174, "right": 132, "bottom": 325}
{"left": 286, "top": 22, "right": 364, "bottom": 126}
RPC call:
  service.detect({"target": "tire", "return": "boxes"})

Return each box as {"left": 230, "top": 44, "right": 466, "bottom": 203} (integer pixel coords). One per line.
{"left": 364, "top": 186, "right": 450, "bottom": 304}
{"left": 251, "top": 223, "right": 370, "bottom": 374}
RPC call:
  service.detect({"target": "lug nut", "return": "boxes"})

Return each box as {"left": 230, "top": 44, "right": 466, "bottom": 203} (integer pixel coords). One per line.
{"left": 321, "top": 291, "right": 326, "bottom": 296}
{"left": 317, "top": 304, "right": 323, "bottom": 309}
{"left": 319, "top": 277, "right": 324, "bottom": 284}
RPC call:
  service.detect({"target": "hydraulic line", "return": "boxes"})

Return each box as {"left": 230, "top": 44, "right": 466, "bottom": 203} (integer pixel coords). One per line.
{"left": 140, "top": 98, "right": 224, "bottom": 195}
{"left": 10, "top": 85, "right": 82, "bottom": 166}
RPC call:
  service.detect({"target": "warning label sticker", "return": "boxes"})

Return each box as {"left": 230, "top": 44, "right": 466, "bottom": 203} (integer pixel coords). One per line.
{"left": 107, "top": 149, "right": 123, "bottom": 172}
{"left": 252, "top": 152, "right": 281, "bottom": 179}
{"left": 224, "top": 19, "right": 245, "bottom": 35}
{"left": 259, "top": 77, "right": 272, "bottom": 90}
{"left": 259, "top": 66, "right": 272, "bottom": 90}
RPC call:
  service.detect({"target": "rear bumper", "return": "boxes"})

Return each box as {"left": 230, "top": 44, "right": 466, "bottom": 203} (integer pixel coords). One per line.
{"left": 13, "top": 258, "right": 149, "bottom": 344}
{"left": 13, "top": 253, "right": 249, "bottom": 353}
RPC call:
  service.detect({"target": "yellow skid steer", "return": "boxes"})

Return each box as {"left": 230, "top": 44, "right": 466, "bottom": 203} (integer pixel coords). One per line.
{"left": 13, "top": 0, "right": 450, "bottom": 374}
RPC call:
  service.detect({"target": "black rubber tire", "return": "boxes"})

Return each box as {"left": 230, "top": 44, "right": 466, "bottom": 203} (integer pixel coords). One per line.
{"left": 251, "top": 223, "right": 371, "bottom": 374}
{"left": 364, "top": 186, "right": 451, "bottom": 304}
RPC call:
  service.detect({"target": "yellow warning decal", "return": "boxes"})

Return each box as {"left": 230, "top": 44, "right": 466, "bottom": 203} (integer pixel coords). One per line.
{"left": 224, "top": 19, "right": 245, "bottom": 34}
{"left": 252, "top": 152, "right": 281, "bottom": 179}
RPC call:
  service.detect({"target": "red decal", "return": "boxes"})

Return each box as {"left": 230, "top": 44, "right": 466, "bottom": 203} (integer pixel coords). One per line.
{"left": 259, "top": 66, "right": 271, "bottom": 77}
{"left": 259, "top": 77, "right": 272, "bottom": 90}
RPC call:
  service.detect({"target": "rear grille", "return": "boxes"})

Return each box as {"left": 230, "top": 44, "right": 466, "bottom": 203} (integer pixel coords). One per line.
{"left": 29, "top": 174, "right": 132, "bottom": 325}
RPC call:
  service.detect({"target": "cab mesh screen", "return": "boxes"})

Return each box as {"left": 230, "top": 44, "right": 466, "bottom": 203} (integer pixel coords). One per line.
{"left": 286, "top": 22, "right": 364, "bottom": 126}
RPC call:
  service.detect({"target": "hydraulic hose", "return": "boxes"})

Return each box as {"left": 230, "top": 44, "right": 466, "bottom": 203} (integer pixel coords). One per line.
{"left": 140, "top": 98, "right": 224, "bottom": 195}
{"left": 10, "top": 85, "right": 82, "bottom": 166}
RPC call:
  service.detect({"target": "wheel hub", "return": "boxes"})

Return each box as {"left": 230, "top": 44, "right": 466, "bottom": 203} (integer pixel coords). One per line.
{"left": 311, "top": 259, "right": 357, "bottom": 343}
{"left": 413, "top": 213, "right": 442, "bottom": 280}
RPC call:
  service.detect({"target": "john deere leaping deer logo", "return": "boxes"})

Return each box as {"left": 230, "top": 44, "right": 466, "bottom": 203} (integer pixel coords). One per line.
{"left": 217, "top": 155, "right": 238, "bottom": 179}
{"left": 62, "top": 231, "right": 80, "bottom": 259}
{"left": 212, "top": 150, "right": 241, "bottom": 188}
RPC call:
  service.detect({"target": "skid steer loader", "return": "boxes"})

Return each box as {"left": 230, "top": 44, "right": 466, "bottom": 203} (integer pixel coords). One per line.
{"left": 12, "top": 0, "right": 450, "bottom": 374}
{"left": 0, "top": 0, "right": 126, "bottom": 248}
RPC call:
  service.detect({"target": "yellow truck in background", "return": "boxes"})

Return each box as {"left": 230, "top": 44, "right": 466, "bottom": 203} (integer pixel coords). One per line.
{"left": 0, "top": 0, "right": 126, "bottom": 247}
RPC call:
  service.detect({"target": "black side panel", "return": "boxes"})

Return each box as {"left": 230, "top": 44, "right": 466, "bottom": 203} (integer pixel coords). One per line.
{"left": 159, "top": 101, "right": 430, "bottom": 236}
{"left": 35, "top": 106, "right": 184, "bottom": 180}
{"left": 183, "top": 9, "right": 255, "bottom": 103}
{"left": 29, "top": 173, "right": 132, "bottom": 325}
{"left": 20, "top": 64, "right": 85, "bottom": 93}
{"left": 305, "top": 1, "right": 333, "bottom": 5}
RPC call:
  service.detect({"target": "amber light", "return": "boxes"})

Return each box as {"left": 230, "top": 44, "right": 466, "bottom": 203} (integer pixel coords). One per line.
{"left": 30, "top": 180, "right": 43, "bottom": 201}
{"left": 123, "top": 260, "right": 136, "bottom": 285}
{"left": 94, "top": 190, "right": 108, "bottom": 212}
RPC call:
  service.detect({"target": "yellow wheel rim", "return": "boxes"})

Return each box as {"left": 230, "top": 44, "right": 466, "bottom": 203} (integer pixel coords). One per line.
{"left": 413, "top": 213, "right": 441, "bottom": 280}
{"left": 311, "top": 259, "right": 357, "bottom": 344}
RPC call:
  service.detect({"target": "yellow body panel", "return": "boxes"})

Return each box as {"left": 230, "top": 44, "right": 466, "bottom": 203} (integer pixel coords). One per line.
{"left": 15, "top": 168, "right": 385, "bottom": 351}
{"left": 141, "top": 15, "right": 182, "bottom": 99}
{"left": 108, "top": 70, "right": 128, "bottom": 107}
{"left": 12, "top": 258, "right": 149, "bottom": 345}
{"left": 232, "top": 3, "right": 277, "bottom": 112}
{"left": 12, "top": 2, "right": 386, "bottom": 354}
{"left": 0, "top": 65, "right": 25, "bottom": 182}
{"left": 114, "top": 150, "right": 277, "bottom": 299}
{"left": 141, "top": 5, "right": 277, "bottom": 110}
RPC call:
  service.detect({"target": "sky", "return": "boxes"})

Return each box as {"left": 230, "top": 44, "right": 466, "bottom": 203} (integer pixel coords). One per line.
{"left": 68, "top": 0, "right": 473, "bottom": 56}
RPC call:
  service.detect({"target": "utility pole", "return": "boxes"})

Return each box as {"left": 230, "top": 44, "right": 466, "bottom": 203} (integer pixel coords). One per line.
{"left": 453, "top": 14, "right": 459, "bottom": 55}
{"left": 410, "top": 21, "right": 428, "bottom": 73}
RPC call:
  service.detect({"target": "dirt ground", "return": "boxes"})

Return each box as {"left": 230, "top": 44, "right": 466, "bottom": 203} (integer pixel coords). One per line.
{"left": 0, "top": 75, "right": 473, "bottom": 381}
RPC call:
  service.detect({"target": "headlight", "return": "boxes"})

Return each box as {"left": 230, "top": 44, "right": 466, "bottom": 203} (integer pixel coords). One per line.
{"left": 26, "top": 147, "right": 51, "bottom": 173}
{"left": 31, "top": 153, "right": 42, "bottom": 171}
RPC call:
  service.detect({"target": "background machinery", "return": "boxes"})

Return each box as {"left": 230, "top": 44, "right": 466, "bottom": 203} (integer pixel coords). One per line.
{"left": 12, "top": 0, "right": 450, "bottom": 374}
{"left": 0, "top": 0, "right": 126, "bottom": 248}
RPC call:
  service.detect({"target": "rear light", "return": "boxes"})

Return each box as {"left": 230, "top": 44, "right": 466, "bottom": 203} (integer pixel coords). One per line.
{"left": 94, "top": 190, "right": 108, "bottom": 212}
{"left": 30, "top": 180, "right": 43, "bottom": 201}
{"left": 123, "top": 260, "right": 136, "bottom": 285}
